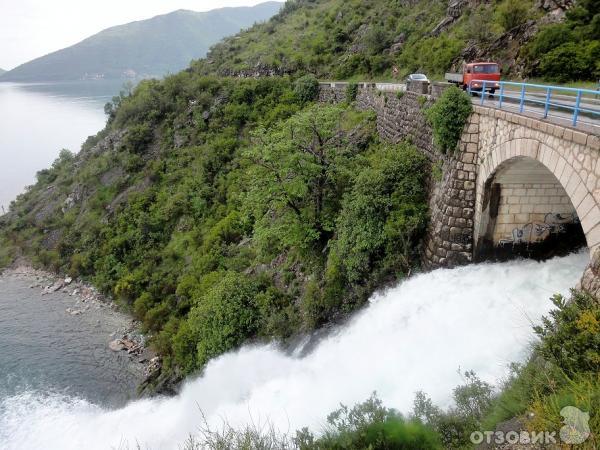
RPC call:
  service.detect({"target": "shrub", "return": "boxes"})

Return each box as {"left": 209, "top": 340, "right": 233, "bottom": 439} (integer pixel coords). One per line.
{"left": 527, "top": 23, "right": 574, "bottom": 59}
{"left": 534, "top": 291, "right": 600, "bottom": 376}
{"left": 496, "top": 0, "right": 530, "bottom": 31}
{"left": 123, "top": 122, "right": 153, "bottom": 154}
{"left": 301, "top": 394, "right": 442, "bottom": 449}
{"left": 539, "top": 42, "right": 600, "bottom": 82}
{"left": 180, "top": 272, "right": 262, "bottom": 369}
{"left": 294, "top": 74, "right": 320, "bottom": 103}
{"left": 345, "top": 82, "right": 358, "bottom": 103}
{"left": 425, "top": 86, "right": 472, "bottom": 154}
{"left": 414, "top": 371, "right": 494, "bottom": 448}
{"left": 365, "top": 25, "right": 390, "bottom": 55}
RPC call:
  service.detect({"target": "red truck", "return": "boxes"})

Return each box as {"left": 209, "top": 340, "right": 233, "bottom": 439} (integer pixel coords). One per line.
{"left": 445, "top": 62, "right": 501, "bottom": 94}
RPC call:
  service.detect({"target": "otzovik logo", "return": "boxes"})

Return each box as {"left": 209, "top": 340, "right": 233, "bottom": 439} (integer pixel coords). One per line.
{"left": 559, "top": 406, "right": 591, "bottom": 445}
{"left": 470, "top": 406, "right": 591, "bottom": 446}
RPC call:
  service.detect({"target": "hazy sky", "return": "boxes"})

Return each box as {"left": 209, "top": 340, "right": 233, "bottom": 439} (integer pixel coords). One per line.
{"left": 0, "top": 0, "right": 282, "bottom": 70}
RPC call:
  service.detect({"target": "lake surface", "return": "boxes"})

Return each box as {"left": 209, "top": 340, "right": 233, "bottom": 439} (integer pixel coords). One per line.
{"left": 0, "top": 81, "right": 121, "bottom": 211}
{"left": 0, "top": 272, "right": 142, "bottom": 409}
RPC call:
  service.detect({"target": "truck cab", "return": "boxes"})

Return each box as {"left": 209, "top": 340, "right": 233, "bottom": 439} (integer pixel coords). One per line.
{"left": 464, "top": 62, "right": 500, "bottom": 93}
{"left": 445, "top": 62, "right": 501, "bottom": 93}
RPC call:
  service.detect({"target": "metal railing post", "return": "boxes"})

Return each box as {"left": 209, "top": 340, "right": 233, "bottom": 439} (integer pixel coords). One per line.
{"left": 481, "top": 81, "right": 486, "bottom": 105}
{"left": 519, "top": 84, "right": 526, "bottom": 113}
{"left": 543, "top": 87, "right": 551, "bottom": 119}
{"left": 573, "top": 90, "right": 582, "bottom": 126}
{"left": 498, "top": 83, "right": 504, "bottom": 109}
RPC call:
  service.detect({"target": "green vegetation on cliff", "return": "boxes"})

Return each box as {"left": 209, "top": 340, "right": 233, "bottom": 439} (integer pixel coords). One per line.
{"left": 0, "top": 73, "right": 429, "bottom": 383}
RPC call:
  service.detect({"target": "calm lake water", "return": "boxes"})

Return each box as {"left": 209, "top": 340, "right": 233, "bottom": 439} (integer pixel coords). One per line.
{"left": 0, "top": 274, "right": 141, "bottom": 407}
{"left": 0, "top": 81, "right": 120, "bottom": 211}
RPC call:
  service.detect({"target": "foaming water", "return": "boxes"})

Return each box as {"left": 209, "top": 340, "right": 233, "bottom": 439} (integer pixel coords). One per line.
{"left": 0, "top": 252, "right": 588, "bottom": 450}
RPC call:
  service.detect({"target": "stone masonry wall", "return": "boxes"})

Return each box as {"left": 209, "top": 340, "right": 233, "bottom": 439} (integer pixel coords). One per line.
{"left": 319, "top": 85, "right": 438, "bottom": 160}
{"left": 423, "top": 115, "right": 480, "bottom": 268}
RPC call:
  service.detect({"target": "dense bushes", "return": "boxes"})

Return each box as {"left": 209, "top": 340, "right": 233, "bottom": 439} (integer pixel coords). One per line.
{"left": 334, "top": 145, "right": 428, "bottom": 284}
{"left": 425, "top": 86, "right": 472, "bottom": 154}
{"left": 525, "top": 0, "right": 600, "bottom": 81}
{"left": 181, "top": 394, "right": 442, "bottom": 450}
{"left": 186, "top": 0, "right": 599, "bottom": 83}
{"left": 185, "top": 272, "right": 263, "bottom": 368}
{"left": 534, "top": 291, "right": 600, "bottom": 376}
{"left": 303, "top": 395, "right": 442, "bottom": 449}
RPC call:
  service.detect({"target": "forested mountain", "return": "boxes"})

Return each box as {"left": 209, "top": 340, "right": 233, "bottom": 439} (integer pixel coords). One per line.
{"left": 0, "top": 68, "right": 5, "bottom": 75}
{"left": 0, "top": 2, "right": 282, "bottom": 82}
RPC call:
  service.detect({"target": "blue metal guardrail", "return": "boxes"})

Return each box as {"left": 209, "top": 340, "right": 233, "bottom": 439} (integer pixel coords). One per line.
{"left": 468, "top": 80, "right": 600, "bottom": 128}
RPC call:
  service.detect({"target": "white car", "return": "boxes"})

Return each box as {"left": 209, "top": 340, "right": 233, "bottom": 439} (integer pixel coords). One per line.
{"left": 407, "top": 73, "right": 429, "bottom": 82}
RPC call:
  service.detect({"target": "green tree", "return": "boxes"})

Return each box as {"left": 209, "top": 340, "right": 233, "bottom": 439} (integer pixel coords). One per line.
{"left": 244, "top": 104, "right": 366, "bottom": 254}
{"left": 294, "top": 74, "right": 320, "bottom": 103}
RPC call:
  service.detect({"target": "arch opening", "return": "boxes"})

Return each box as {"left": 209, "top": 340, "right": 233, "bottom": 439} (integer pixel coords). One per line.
{"left": 475, "top": 156, "right": 587, "bottom": 261}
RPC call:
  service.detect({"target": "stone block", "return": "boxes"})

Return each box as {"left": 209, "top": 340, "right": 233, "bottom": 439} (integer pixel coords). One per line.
{"left": 578, "top": 193, "right": 596, "bottom": 221}
{"left": 564, "top": 129, "right": 573, "bottom": 141}
{"left": 572, "top": 130, "right": 588, "bottom": 145}
{"left": 462, "top": 152, "right": 475, "bottom": 164}
{"left": 587, "top": 134, "right": 600, "bottom": 151}
{"left": 586, "top": 222, "right": 600, "bottom": 249}
{"left": 570, "top": 180, "right": 587, "bottom": 208}
{"left": 581, "top": 204, "right": 600, "bottom": 234}
{"left": 513, "top": 213, "right": 529, "bottom": 223}
{"left": 509, "top": 204, "right": 521, "bottom": 214}
{"left": 553, "top": 125, "right": 565, "bottom": 139}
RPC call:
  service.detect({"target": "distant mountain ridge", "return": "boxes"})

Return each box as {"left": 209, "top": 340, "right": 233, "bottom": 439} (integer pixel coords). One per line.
{"left": 0, "top": 69, "right": 5, "bottom": 75}
{"left": 0, "top": 2, "right": 282, "bottom": 82}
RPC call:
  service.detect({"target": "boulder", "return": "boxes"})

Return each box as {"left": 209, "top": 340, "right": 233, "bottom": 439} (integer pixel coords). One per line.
{"left": 109, "top": 339, "right": 127, "bottom": 352}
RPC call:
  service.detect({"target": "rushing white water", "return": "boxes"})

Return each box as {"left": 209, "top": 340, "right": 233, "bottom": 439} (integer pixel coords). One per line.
{"left": 0, "top": 252, "right": 588, "bottom": 450}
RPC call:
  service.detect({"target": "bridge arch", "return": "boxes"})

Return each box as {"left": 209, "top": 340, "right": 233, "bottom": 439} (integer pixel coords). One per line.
{"left": 474, "top": 137, "right": 600, "bottom": 259}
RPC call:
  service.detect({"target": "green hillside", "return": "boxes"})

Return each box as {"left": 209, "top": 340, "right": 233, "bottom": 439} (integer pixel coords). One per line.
{"left": 0, "top": 2, "right": 282, "bottom": 82}
{"left": 0, "top": 74, "right": 429, "bottom": 390}
{"left": 193, "top": 0, "right": 599, "bottom": 82}
{"left": 0, "top": 68, "right": 5, "bottom": 75}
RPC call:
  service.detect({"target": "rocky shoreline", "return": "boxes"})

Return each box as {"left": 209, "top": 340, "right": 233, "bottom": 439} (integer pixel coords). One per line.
{"left": 0, "top": 264, "right": 161, "bottom": 383}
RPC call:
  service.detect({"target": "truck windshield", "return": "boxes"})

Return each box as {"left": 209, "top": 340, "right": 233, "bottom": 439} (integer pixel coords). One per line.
{"left": 473, "top": 64, "right": 499, "bottom": 74}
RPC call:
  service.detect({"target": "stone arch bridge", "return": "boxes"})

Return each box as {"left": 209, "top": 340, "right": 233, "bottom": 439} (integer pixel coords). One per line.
{"left": 318, "top": 84, "right": 600, "bottom": 272}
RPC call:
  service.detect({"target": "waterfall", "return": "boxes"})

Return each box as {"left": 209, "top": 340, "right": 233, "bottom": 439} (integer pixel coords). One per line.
{"left": 0, "top": 251, "right": 588, "bottom": 450}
